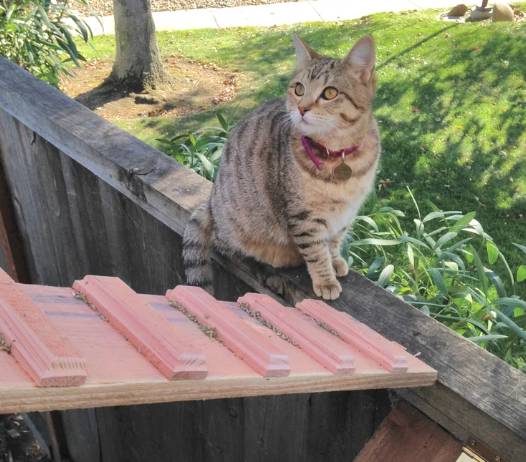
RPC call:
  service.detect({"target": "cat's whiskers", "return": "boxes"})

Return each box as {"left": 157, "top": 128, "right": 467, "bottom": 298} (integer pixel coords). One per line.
{"left": 293, "top": 112, "right": 340, "bottom": 140}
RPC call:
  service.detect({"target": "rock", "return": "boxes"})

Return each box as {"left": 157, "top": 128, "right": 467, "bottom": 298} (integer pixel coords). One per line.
{"left": 447, "top": 4, "right": 468, "bottom": 17}
{"left": 492, "top": 2, "right": 514, "bottom": 21}
{"left": 467, "top": 6, "right": 492, "bottom": 21}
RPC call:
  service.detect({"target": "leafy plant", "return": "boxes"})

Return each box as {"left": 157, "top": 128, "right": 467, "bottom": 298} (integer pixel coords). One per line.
{"left": 345, "top": 190, "right": 526, "bottom": 371}
{"left": 157, "top": 112, "right": 233, "bottom": 181}
{"left": 0, "top": 0, "right": 94, "bottom": 85}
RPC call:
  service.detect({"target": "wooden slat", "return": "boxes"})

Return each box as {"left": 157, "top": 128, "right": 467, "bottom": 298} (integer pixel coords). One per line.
{"left": 355, "top": 401, "right": 463, "bottom": 462}
{"left": 61, "top": 409, "right": 101, "bottom": 462}
{"left": 296, "top": 299, "right": 408, "bottom": 372}
{"left": 0, "top": 370, "right": 438, "bottom": 414}
{"left": 0, "top": 270, "right": 86, "bottom": 386}
{"left": 0, "top": 157, "right": 28, "bottom": 282}
{"left": 166, "top": 286, "right": 290, "bottom": 377}
{"left": 238, "top": 293, "right": 354, "bottom": 374}
{"left": 73, "top": 275, "right": 207, "bottom": 380}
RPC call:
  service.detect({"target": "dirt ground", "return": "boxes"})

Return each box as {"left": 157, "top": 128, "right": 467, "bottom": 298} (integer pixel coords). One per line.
{"left": 60, "top": 56, "right": 240, "bottom": 120}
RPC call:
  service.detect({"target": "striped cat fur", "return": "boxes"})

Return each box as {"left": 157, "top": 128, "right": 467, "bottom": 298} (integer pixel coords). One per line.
{"left": 183, "top": 35, "right": 380, "bottom": 300}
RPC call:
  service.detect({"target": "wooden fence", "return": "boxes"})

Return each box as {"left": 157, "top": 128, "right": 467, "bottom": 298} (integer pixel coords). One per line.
{"left": 0, "top": 58, "right": 524, "bottom": 462}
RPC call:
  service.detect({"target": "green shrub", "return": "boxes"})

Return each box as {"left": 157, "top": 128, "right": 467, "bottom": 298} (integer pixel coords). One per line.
{"left": 346, "top": 191, "right": 526, "bottom": 371}
{"left": 160, "top": 117, "right": 526, "bottom": 371}
{"left": 0, "top": 0, "right": 93, "bottom": 85}
{"left": 157, "top": 113, "right": 233, "bottom": 181}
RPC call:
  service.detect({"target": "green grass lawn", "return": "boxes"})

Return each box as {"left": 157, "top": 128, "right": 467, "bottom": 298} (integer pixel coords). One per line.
{"left": 79, "top": 8, "right": 526, "bottom": 271}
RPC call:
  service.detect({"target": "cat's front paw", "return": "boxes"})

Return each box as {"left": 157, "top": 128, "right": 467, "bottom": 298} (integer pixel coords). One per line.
{"left": 313, "top": 278, "right": 342, "bottom": 300}
{"left": 332, "top": 257, "right": 349, "bottom": 277}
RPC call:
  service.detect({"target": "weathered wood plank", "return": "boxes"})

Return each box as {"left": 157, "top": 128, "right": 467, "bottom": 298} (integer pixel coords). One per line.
{"left": 0, "top": 113, "right": 92, "bottom": 285}
{"left": 60, "top": 409, "right": 101, "bottom": 462}
{"left": 0, "top": 109, "right": 187, "bottom": 291}
{"left": 0, "top": 59, "right": 210, "bottom": 238}
{"left": 0, "top": 153, "right": 28, "bottom": 282}
{"left": 355, "top": 401, "right": 463, "bottom": 462}
{"left": 93, "top": 391, "right": 387, "bottom": 462}
{"left": 299, "top": 390, "right": 390, "bottom": 461}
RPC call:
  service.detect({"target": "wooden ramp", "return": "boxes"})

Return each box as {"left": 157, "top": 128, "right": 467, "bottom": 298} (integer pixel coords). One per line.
{"left": 0, "top": 270, "right": 436, "bottom": 413}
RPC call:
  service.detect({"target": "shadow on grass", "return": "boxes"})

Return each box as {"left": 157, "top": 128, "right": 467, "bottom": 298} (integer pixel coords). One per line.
{"left": 377, "top": 23, "right": 460, "bottom": 70}
{"left": 74, "top": 79, "right": 128, "bottom": 110}
{"left": 373, "top": 25, "right": 526, "bottom": 278}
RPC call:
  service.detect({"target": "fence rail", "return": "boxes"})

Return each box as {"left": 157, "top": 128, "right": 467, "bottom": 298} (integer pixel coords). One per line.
{"left": 0, "top": 58, "right": 524, "bottom": 461}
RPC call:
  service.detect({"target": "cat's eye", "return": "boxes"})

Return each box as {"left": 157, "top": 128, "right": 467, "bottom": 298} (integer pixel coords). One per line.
{"left": 321, "top": 86, "right": 339, "bottom": 100}
{"left": 294, "top": 82, "right": 305, "bottom": 96}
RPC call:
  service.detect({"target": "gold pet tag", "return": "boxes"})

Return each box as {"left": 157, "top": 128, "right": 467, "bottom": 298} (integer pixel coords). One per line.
{"left": 333, "top": 158, "right": 353, "bottom": 181}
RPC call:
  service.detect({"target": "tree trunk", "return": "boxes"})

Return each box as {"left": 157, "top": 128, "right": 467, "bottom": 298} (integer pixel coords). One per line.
{"left": 111, "top": 0, "right": 170, "bottom": 91}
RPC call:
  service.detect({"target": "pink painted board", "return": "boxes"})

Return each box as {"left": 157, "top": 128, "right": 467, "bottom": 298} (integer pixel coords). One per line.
{"left": 0, "top": 350, "right": 34, "bottom": 385}
{"left": 152, "top": 296, "right": 385, "bottom": 376}
{"left": 0, "top": 281, "right": 437, "bottom": 410}
{"left": 296, "top": 299, "right": 408, "bottom": 372}
{"left": 73, "top": 276, "right": 207, "bottom": 380}
{"left": 0, "top": 269, "right": 87, "bottom": 387}
{"left": 139, "top": 294, "right": 259, "bottom": 378}
{"left": 22, "top": 285, "right": 381, "bottom": 381}
{"left": 21, "top": 284, "right": 167, "bottom": 383}
{"left": 22, "top": 285, "right": 258, "bottom": 382}
{"left": 166, "top": 286, "right": 290, "bottom": 377}
{"left": 221, "top": 301, "right": 333, "bottom": 375}
{"left": 238, "top": 293, "right": 355, "bottom": 375}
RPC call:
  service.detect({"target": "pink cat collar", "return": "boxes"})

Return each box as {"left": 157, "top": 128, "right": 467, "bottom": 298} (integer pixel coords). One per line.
{"left": 300, "top": 136, "right": 360, "bottom": 170}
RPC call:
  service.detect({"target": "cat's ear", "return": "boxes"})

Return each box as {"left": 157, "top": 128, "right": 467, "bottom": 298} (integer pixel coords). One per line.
{"left": 344, "top": 35, "right": 376, "bottom": 83}
{"left": 293, "top": 35, "right": 322, "bottom": 69}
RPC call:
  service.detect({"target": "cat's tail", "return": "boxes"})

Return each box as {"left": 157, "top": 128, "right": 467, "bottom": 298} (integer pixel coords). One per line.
{"left": 183, "top": 201, "right": 214, "bottom": 293}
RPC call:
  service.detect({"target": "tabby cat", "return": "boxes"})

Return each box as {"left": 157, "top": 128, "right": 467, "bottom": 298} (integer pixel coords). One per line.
{"left": 183, "top": 35, "right": 380, "bottom": 300}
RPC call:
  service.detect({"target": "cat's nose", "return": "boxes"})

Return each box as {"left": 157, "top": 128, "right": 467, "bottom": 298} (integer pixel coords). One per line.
{"left": 298, "top": 106, "right": 310, "bottom": 116}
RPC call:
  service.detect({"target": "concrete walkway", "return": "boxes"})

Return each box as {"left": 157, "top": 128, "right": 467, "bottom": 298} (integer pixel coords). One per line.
{"left": 85, "top": 0, "right": 463, "bottom": 36}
